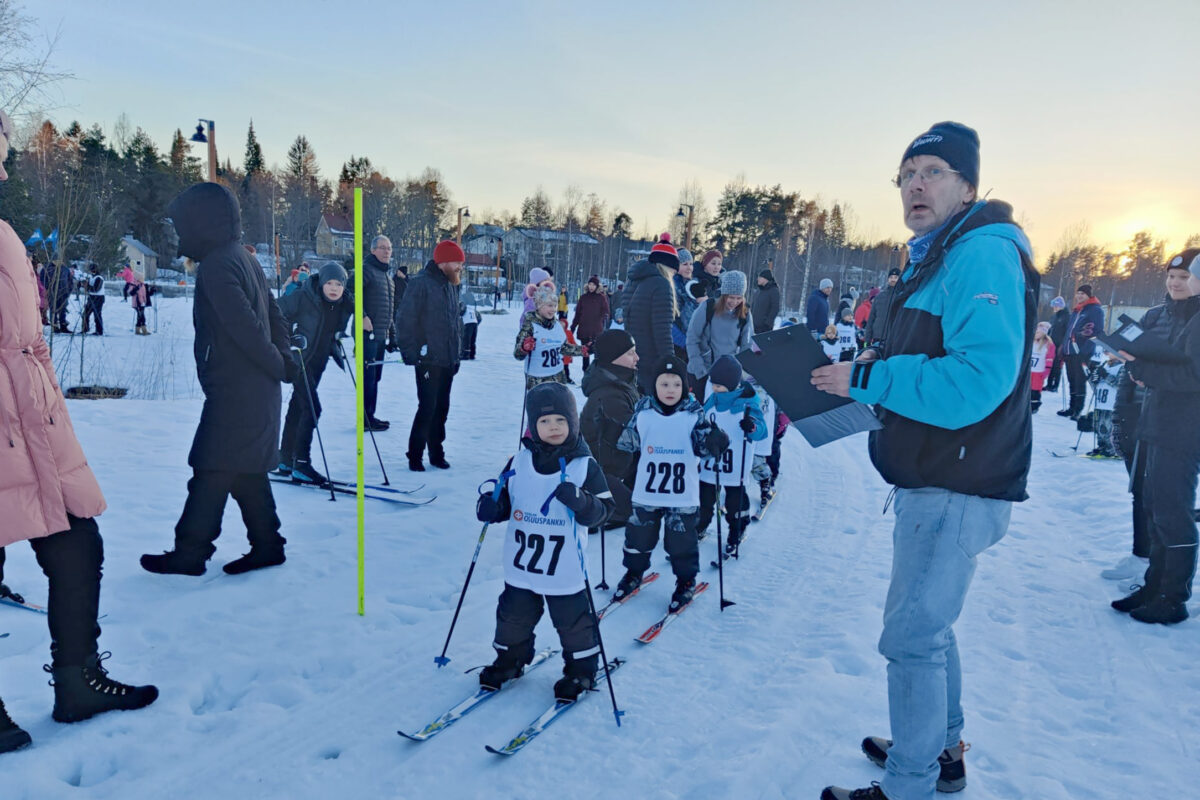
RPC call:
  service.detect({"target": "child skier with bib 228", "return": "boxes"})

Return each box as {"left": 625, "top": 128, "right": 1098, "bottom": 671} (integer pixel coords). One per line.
{"left": 475, "top": 383, "right": 615, "bottom": 701}
{"left": 613, "top": 356, "right": 729, "bottom": 613}
{"left": 515, "top": 285, "right": 584, "bottom": 391}
{"left": 699, "top": 355, "right": 768, "bottom": 557}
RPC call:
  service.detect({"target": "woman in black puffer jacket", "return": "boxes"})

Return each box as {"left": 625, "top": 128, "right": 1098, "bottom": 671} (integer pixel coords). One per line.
{"left": 622, "top": 236, "right": 679, "bottom": 395}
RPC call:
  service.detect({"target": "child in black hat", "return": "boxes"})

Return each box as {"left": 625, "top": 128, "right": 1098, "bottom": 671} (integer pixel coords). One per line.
{"left": 474, "top": 383, "right": 615, "bottom": 700}
{"left": 613, "top": 355, "right": 728, "bottom": 613}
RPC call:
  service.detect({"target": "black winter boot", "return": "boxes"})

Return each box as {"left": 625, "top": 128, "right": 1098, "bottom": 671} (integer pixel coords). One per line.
{"left": 1112, "top": 585, "right": 1152, "bottom": 613}
{"left": 223, "top": 548, "right": 286, "bottom": 575}
{"left": 290, "top": 458, "right": 328, "bottom": 486}
{"left": 0, "top": 699, "right": 32, "bottom": 753}
{"left": 669, "top": 577, "right": 697, "bottom": 613}
{"left": 479, "top": 652, "right": 527, "bottom": 691}
{"left": 1130, "top": 545, "right": 1194, "bottom": 625}
{"left": 862, "top": 736, "right": 967, "bottom": 792}
{"left": 429, "top": 455, "right": 451, "bottom": 470}
{"left": 820, "top": 783, "right": 890, "bottom": 800}
{"left": 48, "top": 653, "right": 158, "bottom": 723}
{"left": 553, "top": 671, "right": 595, "bottom": 702}
{"left": 140, "top": 550, "right": 206, "bottom": 576}
{"left": 612, "top": 569, "right": 644, "bottom": 601}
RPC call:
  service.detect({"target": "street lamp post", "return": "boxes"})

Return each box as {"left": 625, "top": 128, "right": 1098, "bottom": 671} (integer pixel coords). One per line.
{"left": 456, "top": 206, "right": 471, "bottom": 246}
{"left": 189, "top": 119, "right": 217, "bottom": 183}
{"left": 675, "top": 204, "right": 695, "bottom": 250}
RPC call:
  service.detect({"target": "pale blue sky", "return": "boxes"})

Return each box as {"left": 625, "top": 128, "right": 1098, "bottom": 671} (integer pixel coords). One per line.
{"left": 27, "top": 0, "right": 1200, "bottom": 261}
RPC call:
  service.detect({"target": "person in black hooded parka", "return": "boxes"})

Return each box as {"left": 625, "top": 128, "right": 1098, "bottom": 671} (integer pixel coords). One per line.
{"left": 141, "top": 183, "right": 292, "bottom": 577}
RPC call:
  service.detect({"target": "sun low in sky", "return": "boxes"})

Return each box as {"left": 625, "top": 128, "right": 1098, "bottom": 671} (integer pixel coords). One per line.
{"left": 25, "top": 0, "right": 1200, "bottom": 262}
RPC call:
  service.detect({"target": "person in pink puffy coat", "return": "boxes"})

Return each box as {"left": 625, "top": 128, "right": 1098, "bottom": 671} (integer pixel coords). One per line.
{"left": 0, "top": 109, "right": 156, "bottom": 755}
{"left": 1030, "top": 321, "right": 1055, "bottom": 413}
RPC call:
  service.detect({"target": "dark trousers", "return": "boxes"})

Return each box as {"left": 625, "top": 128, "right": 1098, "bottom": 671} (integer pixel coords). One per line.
{"left": 1046, "top": 350, "right": 1066, "bottom": 392}
{"left": 1066, "top": 354, "right": 1088, "bottom": 414}
{"left": 0, "top": 546, "right": 5, "bottom": 583}
{"left": 1125, "top": 445, "right": 1152, "bottom": 558}
{"left": 53, "top": 300, "right": 69, "bottom": 331}
{"left": 135, "top": 306, "right": 147, "bottom": 328}
{"left": 698, "top": 482, "right": 750, "bottom": 546}
{"left": 1140, "top": 444, "right": 1199, "bottom": 603}
{"left": 461, "top": 323, "right": 479, "bottom": 359}
{"left": 173, "top": 470, "right": 285, "bottom": 561}
{"left": 493, "top": 584, "right": 598, "bottom": 678}
{"left": 766, "top": 418, "right": 785, "bottom": 480}
{"left": 27, "top": 515, "right": 103, "bottom": 667}
{"left": 1031, "top": 389, "right": 1042, "bottom": 413}
{"left": 362, "top": 335, "right": 386, "bottom": 419}
{"left": 407, "top": 364, "right": 454, "bottom": 461}
{"left": 82, "top": 296, "right": 104, "bottom": 334}
{"left": 623, "top": 505, "right": 700, "bottom": 579}
{"left": 279, "top": 362, "right": 326, "bottom": 464}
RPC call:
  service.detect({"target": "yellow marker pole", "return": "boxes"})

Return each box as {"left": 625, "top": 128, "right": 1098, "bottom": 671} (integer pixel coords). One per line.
{"left": 354, "top": 188, "right": 366, "bottom": 615}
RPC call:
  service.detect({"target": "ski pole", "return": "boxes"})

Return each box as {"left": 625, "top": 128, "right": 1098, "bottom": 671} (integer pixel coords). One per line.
{"left": 292, "top": 341, "right": 337, "bottom": 502}
{"left": 337, "top": 336, "right": 390, "bottom": 485}
{"left": 556, "top": 457, "right": 623, "bottom": 727}
{"left": 711, "top": 414, "right": 735, "bottom": 611}
{"left": 517, "top": 351, "right": 532, "bottom": 445}
{"left": 435, "top": 471, "right": 515, "bottom": 667}
{"left": 597, "top": 516, "right": 609, "bottom": 591}
{"left": 731, "top": 407, "right": 752, "bottom": 561}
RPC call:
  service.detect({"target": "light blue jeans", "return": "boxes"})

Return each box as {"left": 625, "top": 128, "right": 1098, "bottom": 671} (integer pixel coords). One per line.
{"left": 879, "top": 487, "right": 1010, "bottom": 800}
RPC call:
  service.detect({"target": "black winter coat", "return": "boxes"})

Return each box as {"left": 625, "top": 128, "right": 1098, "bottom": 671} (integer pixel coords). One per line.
{"left": 394, "top": 260, "right": 462, "bottom": 369}
{"left": 579, "top": 362, "right": 639, "bottom": 521}
{"left": 623, "top": 259, "right": 676, "bottom": 392}
{"left": 864, "top": 285, "right": 895, "bottom": 345}
{"left": 1128, "top": 295, "right": 1200, "bottom": 454}
{"left": 277, "top": 275, "right": 353, "bottom": 369}
{"left": 353, "top": 254, "right": 395, "bottom": 340}
{"left": 169, "top": 182, "right": 290, "bottom": 473}
{"left": 1048, "top": 308, "right": 1070, "bottom": 348}
{"left": 1113, "top": 300, "right": 1172, "bottom": 453}
{"left": 750, "top": 277, "right": 781, "bottom": 334}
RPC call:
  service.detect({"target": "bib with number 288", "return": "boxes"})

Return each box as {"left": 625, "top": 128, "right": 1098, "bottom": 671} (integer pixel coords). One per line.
{"left": 503, "top": 449, "right": 590, "bottom": 595}
{"left": 525, "top": 322, "right": 567, "bottom": 378}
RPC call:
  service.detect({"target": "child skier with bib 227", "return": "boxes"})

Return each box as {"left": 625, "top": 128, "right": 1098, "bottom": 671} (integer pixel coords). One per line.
{"left": 699, "top": 355, "right": 768, "bottom": 557}
{"left": 475, "top": 383, "right": 615, "bottom": 701}
{"left": 613, "top": 356, "right": 729, "bottom": 613}
{"left": 515, "top": 285, "right": 584, "bottom": 391}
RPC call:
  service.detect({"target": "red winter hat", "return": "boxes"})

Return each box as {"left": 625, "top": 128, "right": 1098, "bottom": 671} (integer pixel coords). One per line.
{"left": 649, "top": 233, "right": 679, "bottom": 270}
{"left": 700, "top": 249, "right": 722, "bottom": 267}
{"left": 433, "top": 240, "right": 466, "bottom": 264}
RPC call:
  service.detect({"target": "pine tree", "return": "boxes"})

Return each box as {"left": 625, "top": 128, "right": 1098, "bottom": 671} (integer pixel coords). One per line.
{"left": 520, "top": 187, "right": 553, "bottom": 229}
{"left": 244, "top": 121, "right": 265, "bottom": 176}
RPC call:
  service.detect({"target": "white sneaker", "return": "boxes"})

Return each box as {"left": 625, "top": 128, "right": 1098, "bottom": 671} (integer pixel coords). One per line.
{"left": 1101, "top": 555, "right": 1149, "bottom": 581}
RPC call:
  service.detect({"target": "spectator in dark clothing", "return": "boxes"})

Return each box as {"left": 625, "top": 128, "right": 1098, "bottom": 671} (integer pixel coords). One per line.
{"left": 43, "top": 261, "right": 73, "bottom": 333}
{"left": 81, "top": 264, "right": 105, "bottom": 335}
{"left": 805, "top": 278, "right": 833, "bottom": 336}
{"left": 1060, "top": 284, "right": 1106, "bottom": 418}
{"left": 142, "top": 182, "right": 291, "bottom": 577}
{"left": 276, "top": 262, "right": 353, "bottom": 484}
{"left": 691, "top": 249, "right": 723, "bottom": 303}
{"left": 864, "top": 268, "right": 901, "bottom": 346}
{"left": 352, "top": 236, "right": 395, "bottom": 431}
{"left": 672, "top": 250, "right": 699, "bottom": 357}
{"left": 579, "top": 329, "right": 640, "bottom": 525}
{"left": 751, "top": 269, "right": 781, "bottom": 334}
{"left": 571, "top": 275, "right": 610, "bottom": 371}
{"left": 1044, "top": 296, "right": 1070, "bottom": 392}
{"left": 624, "top": 236, "right": 679, "bottom": 395}
{"left": 1114, "top": 249, "right": 1200, "bottom": 625}
{"left": 394, "top": 240, "right": 465, "bottom": 472}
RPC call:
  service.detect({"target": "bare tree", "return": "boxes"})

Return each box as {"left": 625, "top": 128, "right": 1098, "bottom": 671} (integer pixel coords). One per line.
{"left": 0, "top": 0, "right": 72, "bottom": 120}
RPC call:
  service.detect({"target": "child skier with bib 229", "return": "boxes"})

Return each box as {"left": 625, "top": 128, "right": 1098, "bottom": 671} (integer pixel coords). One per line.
{"left": 515, "top": 284, "right": 584, "bottom": 391}
{"left": 474, "top": 383, "right": 615, "bottom": 701}
{"left": 612, "top": 355, "right": 729, "bottom": 613}
{"left": 699, "top": 355, "right": 767, "bottom": 557}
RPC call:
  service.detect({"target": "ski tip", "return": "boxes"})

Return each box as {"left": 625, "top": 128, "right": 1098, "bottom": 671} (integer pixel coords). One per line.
{"left": 434, "top": 656, "right": 451, "bottom": 668}
{"left": 397, "top": 730, "right": 425, "bottom": 742}
{"left": 485, "top": 745, "right": 513, "bottom": 756}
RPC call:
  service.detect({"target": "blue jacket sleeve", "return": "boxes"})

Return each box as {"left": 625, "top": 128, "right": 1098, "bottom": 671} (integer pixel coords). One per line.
{"left": 849, "top": 235, "right": 1027, "bottom": 430}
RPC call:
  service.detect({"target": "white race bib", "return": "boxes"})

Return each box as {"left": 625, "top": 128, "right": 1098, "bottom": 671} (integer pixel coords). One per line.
{"left": 1030, "top": 348, "right": 1046, "bottom": 373}
{"left": 1094, "top": 382, "right": 1116, "bottom": 411}
{"left": 526, "top": 322, "right": 567, "bottom": 378}
{"left": 699, "top": 403, "right": 756, "bottom": 487}
{"left": 630, "top": 408, "right": 702, "bottom": 508}
{"left": 503, "top": 450, "right": 591, "bottom": 595}
{"left": 754, "top": 388, "right": 775, "bottom": 456}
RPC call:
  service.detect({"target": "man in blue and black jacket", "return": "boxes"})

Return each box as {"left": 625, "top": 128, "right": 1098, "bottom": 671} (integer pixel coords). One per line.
{"left": 814, "top": 122, "right": 1039, "bottom": 800}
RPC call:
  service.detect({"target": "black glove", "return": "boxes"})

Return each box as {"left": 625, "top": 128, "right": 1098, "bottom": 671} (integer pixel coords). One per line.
{"left": 385, "top": 337, "right": 400, "bottom": 354}
{"left": 704, "top": 428, "right": 730, "bottom": 457}
{"left": 553, "top": 482, "right": 590, "bottom": 514}
{"left": 401, "top": 351, "right": 418, "bottom": 367}
{"left": 739, "top": 416, "right": 756, "bottom": 435}
{"left": 331, "top": 341, "right": 346, "bottom": 371}
{"left": 476, "top": 494, "right": 504, "bottom": 523}
{"left": 283, "top": 350, "right": 302, "bottom": 385}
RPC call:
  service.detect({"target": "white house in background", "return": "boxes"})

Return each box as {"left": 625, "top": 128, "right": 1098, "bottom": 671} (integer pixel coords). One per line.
{"left": 499, "top": 227, "right": 598, "bottom": 285}
{"left": 315, "top": 213, "right": 354, "bottom": 258}
{"left": 121, "top": 236, "right": 158, "bottom": 279}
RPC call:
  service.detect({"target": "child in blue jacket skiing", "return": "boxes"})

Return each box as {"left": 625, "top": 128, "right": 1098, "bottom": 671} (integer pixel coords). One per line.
{"left": 699, "top": 355, "right": 768, "bottom": 557}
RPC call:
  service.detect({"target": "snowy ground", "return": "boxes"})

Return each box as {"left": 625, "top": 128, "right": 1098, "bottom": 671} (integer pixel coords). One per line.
{"left": 2, "top": 297, "right": 1197, "bottom": 799}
